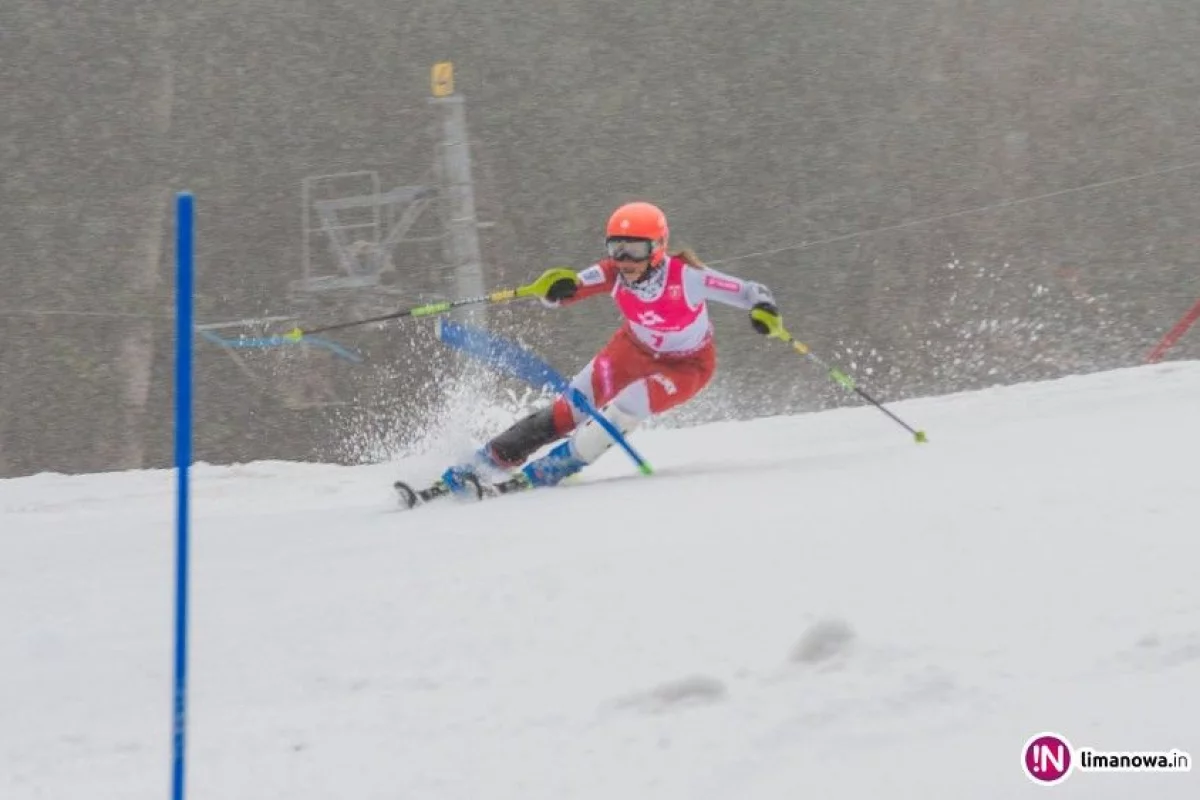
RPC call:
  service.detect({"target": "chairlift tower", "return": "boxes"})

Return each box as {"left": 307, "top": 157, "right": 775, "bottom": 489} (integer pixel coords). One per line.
{"left": 202, "top": 63, "right": 491, "bottom": 409}
{"left": 429, "top": 61, "right": 486, "bottom": 327}
{"left": 292, "top": 61, "right": 487, "bottom": 331}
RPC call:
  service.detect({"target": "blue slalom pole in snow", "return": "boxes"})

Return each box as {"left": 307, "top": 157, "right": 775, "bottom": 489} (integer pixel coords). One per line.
{"left": 172, "top": 191, "right": 194, "bottom": 800}
{"left": 434, "top": 317, "right": 653, "bottom": 474}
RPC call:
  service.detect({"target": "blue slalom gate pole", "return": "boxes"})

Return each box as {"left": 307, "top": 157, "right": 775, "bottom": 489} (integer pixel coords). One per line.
{"left": 172, "top": 191, "right": 194, "bottom": 800}
{"left": 433, "top": 317, "right": 653, "bottom": 474}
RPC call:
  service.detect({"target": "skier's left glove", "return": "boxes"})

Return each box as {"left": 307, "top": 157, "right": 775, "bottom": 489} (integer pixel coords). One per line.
{"left": 749, "top": 301, "right": 782, "bottom": 336}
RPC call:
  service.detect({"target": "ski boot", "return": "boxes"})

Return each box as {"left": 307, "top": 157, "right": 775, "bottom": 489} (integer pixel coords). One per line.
{"left": 440, "top": 446, "right": 510, "bottom": 497}
{"left": 519, "top": 440, "right": 589, "bottom": 488}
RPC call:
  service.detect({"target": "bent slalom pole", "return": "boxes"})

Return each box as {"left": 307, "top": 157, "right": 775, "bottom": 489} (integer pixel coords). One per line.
{"left": 751, "top": 308, "right": 928, "bottom": 444}
{"left": 283, "top": 268, "right": 578, "bottom": 340}
{"left": 433, "top": 317, "right": 654, "bottom": 475}
{"left": 568, "top": 387, "right": 654, "bottom": 476}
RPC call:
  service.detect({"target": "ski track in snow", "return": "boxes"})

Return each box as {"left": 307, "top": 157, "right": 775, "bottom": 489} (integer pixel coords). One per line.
{"left": 2, "top": 363, "right": 1199, "bottom": 799}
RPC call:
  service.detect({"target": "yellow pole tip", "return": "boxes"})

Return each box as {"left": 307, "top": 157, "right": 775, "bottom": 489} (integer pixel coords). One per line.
{"left": 915, "top": 431, "right": 928, "bottom": 443}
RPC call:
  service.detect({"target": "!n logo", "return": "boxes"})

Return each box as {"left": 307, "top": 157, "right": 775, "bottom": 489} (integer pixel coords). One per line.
{"left": 1023, "top": 732, "right": 1074, "bottom": 785}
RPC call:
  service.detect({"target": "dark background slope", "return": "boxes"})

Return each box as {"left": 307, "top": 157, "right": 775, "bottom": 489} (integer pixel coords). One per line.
{"left": 3, "top": 0, "right": 1198, "bottom": 476}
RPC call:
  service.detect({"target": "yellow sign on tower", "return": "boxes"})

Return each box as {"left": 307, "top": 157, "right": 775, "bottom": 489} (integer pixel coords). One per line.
{"left": 431, "top": 62, "right": 454, "bottom": 97}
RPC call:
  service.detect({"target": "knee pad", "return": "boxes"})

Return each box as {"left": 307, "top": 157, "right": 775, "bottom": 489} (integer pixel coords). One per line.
{"left": 570, "top": 403, "right": 642, "bottom": 464}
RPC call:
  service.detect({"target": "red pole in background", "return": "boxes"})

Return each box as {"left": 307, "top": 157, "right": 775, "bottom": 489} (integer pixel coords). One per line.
{"left": 1146, "top": 296, "right": 1200, "bottom": 363}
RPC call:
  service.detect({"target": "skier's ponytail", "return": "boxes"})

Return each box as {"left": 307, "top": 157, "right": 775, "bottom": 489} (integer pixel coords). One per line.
{"left": 669, "top": 247, "right": 707, "bottom": 268}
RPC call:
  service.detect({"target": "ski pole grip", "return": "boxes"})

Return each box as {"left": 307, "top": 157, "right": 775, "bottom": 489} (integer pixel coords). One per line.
{"left": 526, "top": 267, "right": 579, "bottom": 300}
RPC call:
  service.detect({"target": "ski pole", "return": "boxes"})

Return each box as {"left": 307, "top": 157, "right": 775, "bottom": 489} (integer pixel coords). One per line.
{"left": 283, "top": 268, "right": 577, "bottom": 340}
{"left": 751, "top": 308, "right": 928, "bottom": 444}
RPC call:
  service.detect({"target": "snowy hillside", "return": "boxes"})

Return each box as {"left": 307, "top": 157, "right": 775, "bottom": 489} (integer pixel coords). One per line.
{"left": 2, "top": 363, "right": 1198, "bottom": 800}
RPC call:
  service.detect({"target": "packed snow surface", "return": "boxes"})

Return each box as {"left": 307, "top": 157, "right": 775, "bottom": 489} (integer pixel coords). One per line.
{"left": 2, "top": 363, "right": 1198, "bottom": 799}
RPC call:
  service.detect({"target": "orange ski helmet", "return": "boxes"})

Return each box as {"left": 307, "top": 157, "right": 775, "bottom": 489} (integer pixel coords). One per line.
{"left": 605, "top": 201, "right": 669, "bottom": 264}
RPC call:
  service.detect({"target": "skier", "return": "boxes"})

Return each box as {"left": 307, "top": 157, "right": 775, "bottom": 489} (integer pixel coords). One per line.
{"left": 439, "top": 200, "right": 781, "bottom": 495}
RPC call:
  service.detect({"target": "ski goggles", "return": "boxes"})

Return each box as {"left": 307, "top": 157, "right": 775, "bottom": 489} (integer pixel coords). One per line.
{"left": 605, "top": 237, "right": 655, "bottom": 262}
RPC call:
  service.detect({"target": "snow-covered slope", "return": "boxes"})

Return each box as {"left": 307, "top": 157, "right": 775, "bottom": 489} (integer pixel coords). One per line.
{"left": 3, "top": 363, "right": 1198, "bottom": 799}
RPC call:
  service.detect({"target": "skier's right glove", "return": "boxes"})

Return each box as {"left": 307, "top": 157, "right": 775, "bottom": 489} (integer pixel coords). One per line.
{"left": 545, "top": 275, "right": 579, "bottom": 302}
{"left": 749, "top": 301, "right": 782, "bottom": 337}
{"left": 526, "top": 267, "right": 580, "bottom": 305}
